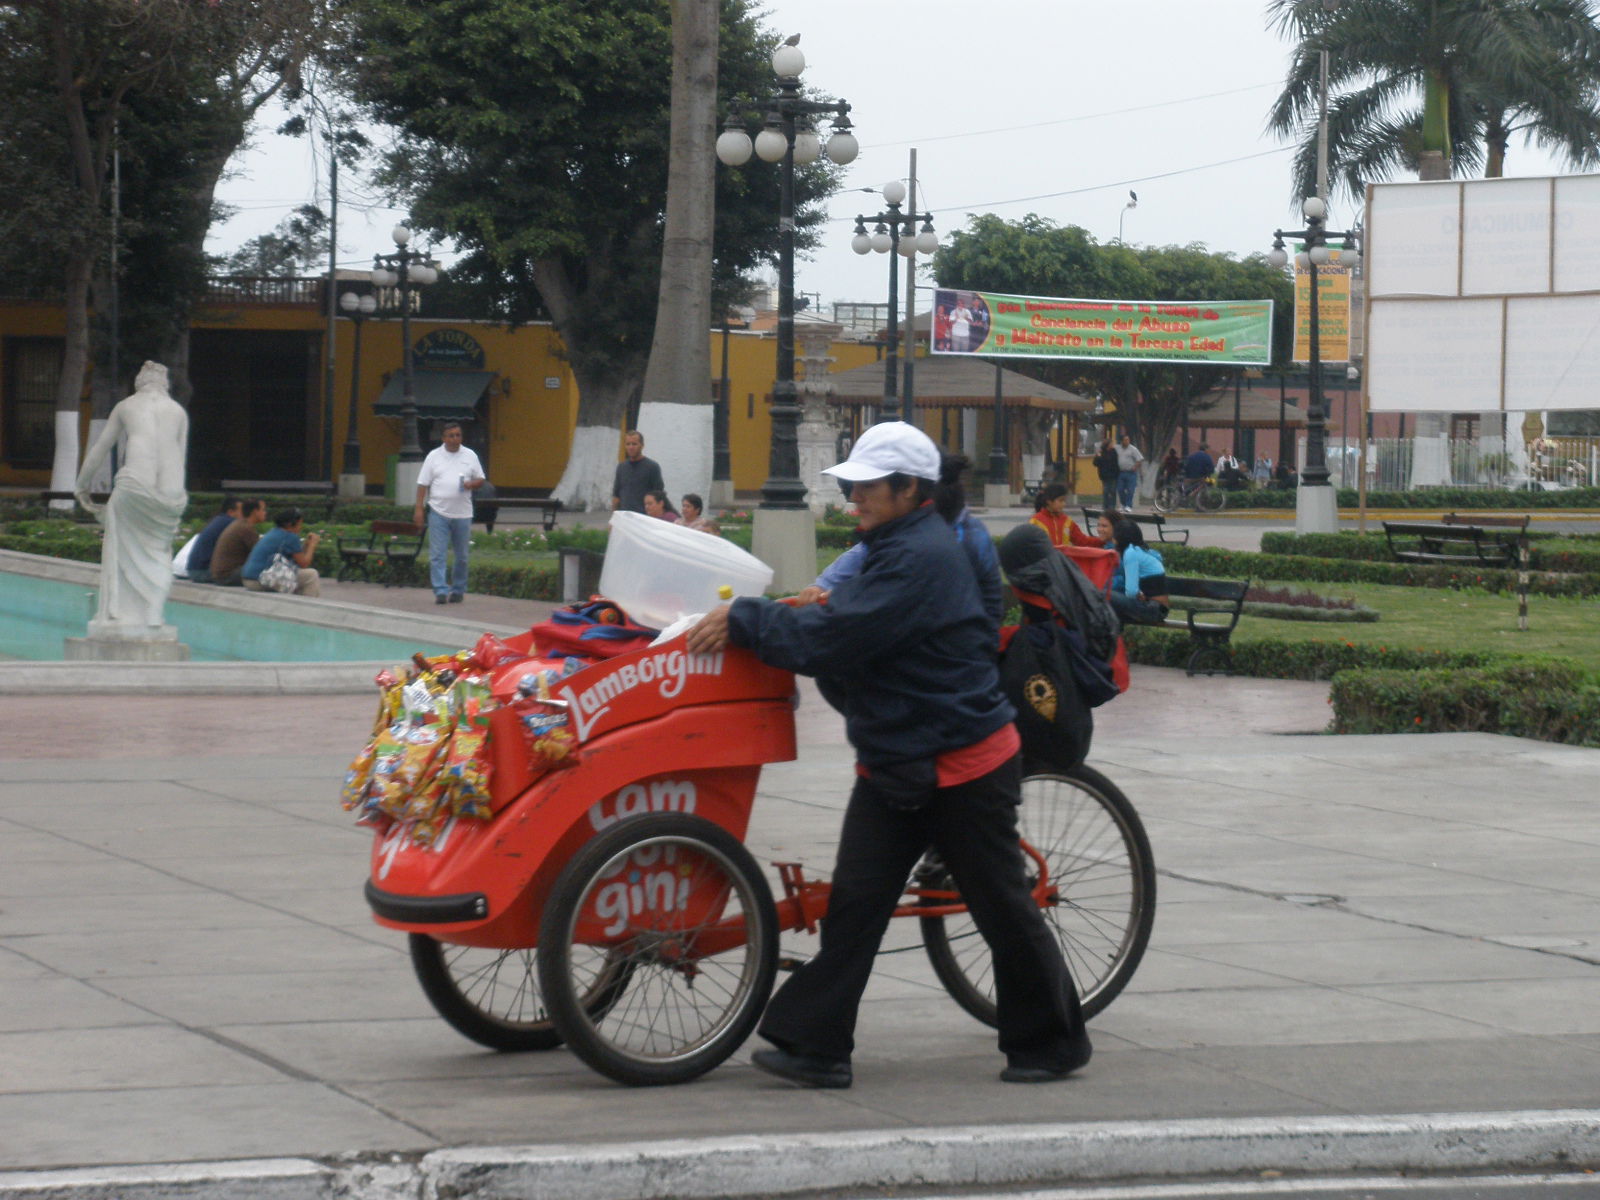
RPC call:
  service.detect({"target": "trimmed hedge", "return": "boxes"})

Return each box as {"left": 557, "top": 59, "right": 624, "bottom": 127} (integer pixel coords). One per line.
{"left": 1123, "top": 625, "right": 1499, "bottom": 680}
{"left": 1330, "top": 661, "right": 1600, "bottom": 746}
{"left": 1194, "top": 598, "right": 1378, "bottom": 622}
{"left": 1260, "top": 530, "right": 1600, "bottom": 574}
{"left": 1159, "top": 543, "right": 1600, "bottom": 598}
{"left": 1232, "top": 486, "right": 1600, "bottom": 510}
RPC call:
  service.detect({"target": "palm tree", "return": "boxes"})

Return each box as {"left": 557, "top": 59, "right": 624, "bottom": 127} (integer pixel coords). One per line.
{"left": 1267, "top": 0, "right": 1600, "bottom": 202}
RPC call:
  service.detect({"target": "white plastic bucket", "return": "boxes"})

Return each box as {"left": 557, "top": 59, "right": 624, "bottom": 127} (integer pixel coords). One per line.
{"left": 600, "top": 511, "right": 774, "bottom": 629}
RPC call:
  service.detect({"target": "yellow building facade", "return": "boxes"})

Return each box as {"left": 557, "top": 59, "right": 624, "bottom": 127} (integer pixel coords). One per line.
{"left": 0, "top": 287, "right": 884, "bottom": 495}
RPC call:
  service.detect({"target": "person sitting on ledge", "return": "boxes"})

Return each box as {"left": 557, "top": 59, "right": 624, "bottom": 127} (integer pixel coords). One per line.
{"left": 207, "top": 498, "right": 266, "bottom": 587}
{"left": 241, "top": 508, "right": 322, "bottom": 597}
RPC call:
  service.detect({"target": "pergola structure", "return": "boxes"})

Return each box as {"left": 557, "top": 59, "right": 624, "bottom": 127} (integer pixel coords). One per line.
{"left": 819, "top": 355, "right": 1093, "bottom": 487}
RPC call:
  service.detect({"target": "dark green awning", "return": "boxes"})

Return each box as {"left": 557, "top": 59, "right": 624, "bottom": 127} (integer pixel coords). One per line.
{"left": 373, "top": 370, "right": 492, "bottom": 419}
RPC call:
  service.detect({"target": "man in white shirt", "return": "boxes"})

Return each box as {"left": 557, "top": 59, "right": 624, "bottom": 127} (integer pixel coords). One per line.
{"left": 1113, "top": 434, "right": 1144, "bottom": 512}
{"left": 413, "top": 421, "right": 485, "bottom": 604}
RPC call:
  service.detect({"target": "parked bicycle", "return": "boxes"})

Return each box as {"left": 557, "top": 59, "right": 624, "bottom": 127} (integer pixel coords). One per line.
{"left": 1153, "top": 474, "right": 1226, "bottom": 514}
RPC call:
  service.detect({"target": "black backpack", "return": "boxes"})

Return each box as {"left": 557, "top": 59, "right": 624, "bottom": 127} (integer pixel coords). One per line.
{"left": 999, "top": 620, "right": 1092, "bottom": 773}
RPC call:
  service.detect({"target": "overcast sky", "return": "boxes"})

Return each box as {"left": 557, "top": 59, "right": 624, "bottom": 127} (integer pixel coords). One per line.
{"left": 209, "top": 0, "right": 1581, "bottom": 311}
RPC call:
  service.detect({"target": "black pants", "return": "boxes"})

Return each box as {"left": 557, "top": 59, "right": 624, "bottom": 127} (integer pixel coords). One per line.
{"left": 759, "top": 754, "right": 1088, "bottom": 1069}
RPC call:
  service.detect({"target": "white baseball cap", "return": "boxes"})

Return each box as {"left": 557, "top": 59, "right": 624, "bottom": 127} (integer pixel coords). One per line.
{"left": 821, "top": 421, "right": 941, "bottom": 483}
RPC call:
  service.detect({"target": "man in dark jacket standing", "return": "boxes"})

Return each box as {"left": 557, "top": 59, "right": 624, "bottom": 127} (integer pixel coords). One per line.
{"left": 686, "top": 422, "right": 1090, "bottom": 1088}
{"left": 1093, "top": 435, "right": 1119, "bottom": 513}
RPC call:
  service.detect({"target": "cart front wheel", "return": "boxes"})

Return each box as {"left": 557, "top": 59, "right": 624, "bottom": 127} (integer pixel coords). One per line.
{"left": 538, "top": 813, "right": 778, "bottom": 1086}
{"left": 1195, "top": 483, "right": 1226, "bottom": 513}
{"left": 409, "top": 937, "right": 563, "bottom": 1051}
{"left": 920, "top": 764, "right": 1155, "bottom": 1025}
{"left": 1152, "top": 484, "right": 1177, "bottom": 515}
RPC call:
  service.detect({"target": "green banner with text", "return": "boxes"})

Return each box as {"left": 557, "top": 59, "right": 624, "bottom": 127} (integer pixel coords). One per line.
{"left": 930, "top": 287, "right": 1273, "bottom": 365}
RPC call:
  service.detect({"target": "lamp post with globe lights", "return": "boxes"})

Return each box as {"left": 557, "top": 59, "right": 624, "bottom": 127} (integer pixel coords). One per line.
{"left": 369, "top": 224, "right": 439, "bottom": 501}
{"left": 336, "top": 289, "right": 378, "bottom": 496}
{"left": 715, "top": 38, "right": 857, "bottom": 588}
{"left": 852, "top": 181, "right": 936, "bottom": 424}
{"left": 1268, "top": 195, "right": 1359, "bottom": 533}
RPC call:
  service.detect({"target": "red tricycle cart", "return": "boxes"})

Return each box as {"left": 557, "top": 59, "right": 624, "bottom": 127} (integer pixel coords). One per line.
{"left": 358, "top": 612, "right": 1154, "bottom": 1087}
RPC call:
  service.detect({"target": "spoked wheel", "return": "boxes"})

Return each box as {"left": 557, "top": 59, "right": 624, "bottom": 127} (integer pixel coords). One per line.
{"left": 1152, "top": 484, "right": 1178, "bottom": 515}
{"left": 410, "top": 934, "right": 631, "bottom": 1051}
{"left": 538, "top": 813, "right": 778, "bottom": 1086}
{"left": 920, "top": 764, "right": 1155, "bottom": 1025}
{"left": 1195, "top": 483, "right": 1226, "bottom": 513}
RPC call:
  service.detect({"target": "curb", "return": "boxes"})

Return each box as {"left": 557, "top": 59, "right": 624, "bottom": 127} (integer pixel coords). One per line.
{"left": 5, "top": 1111, "right": 1600, "bottom": 1200}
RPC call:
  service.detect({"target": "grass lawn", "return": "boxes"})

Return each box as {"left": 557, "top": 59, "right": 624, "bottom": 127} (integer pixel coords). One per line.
{"left": 1239, "top": 579, "right": 1600, "bottom": 672}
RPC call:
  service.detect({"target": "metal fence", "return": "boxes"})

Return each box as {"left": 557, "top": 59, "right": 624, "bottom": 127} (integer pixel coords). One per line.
{"left": 1319, "top": 435, "right": 1600, "bottom": 491}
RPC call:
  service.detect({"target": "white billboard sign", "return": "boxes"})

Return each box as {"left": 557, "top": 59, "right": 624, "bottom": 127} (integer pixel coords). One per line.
{"left": 1365, "top": 173, "right": 1600, "bottom": 413}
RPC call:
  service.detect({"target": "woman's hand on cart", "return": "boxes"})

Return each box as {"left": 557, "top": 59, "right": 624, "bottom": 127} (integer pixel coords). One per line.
{"left": 686, "top": 604, "right": 733, "bottom": 654}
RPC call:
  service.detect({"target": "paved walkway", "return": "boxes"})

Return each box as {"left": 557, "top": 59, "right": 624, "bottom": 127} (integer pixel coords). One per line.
{"left": 3, "top": 534, "right": 1600, "bottom": 1197}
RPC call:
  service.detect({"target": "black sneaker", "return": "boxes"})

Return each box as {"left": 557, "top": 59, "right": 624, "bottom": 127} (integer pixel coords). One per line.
{"left": 448, "top": 593, "right": 463, "bottom": 603}
{"left": 751, "top": 1047, "right": 852, "bottom": 1089}
{"left": 434, "top": 594, "right": 447, "bottom": 605}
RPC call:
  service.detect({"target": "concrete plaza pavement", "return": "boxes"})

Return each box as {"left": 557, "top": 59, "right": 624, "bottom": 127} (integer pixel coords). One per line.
{"left": 6, "top": 668, "right": 1600, "bottom": 1193}
{"left": 4, "top": 509, "right": 1600, "bottom": 1196}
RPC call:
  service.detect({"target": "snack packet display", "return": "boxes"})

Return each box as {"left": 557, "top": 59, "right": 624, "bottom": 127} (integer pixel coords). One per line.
{"left": 340, "top": 634, "right": 588, "bottom": 846}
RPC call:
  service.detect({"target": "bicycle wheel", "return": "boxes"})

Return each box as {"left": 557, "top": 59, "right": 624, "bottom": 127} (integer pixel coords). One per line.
{"left": 1195, "top": 483, "right": 1226, "bottom": 513}
{"left": 538, "top": 813, "right": 778, "bottom": 1086}
{"left": 1152, "top": 483, "right": 1178, "bottom": 515}
{"left": 410, "top": 934, "right": 631, "bottom": 1052}
{"left": 920, "top": 764, "right": 1155, "bottom": 1025}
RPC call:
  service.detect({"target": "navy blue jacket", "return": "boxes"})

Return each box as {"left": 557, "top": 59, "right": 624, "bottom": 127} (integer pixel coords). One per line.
{"left": 727, "top": 502, "right": 1013, "bottom": 769}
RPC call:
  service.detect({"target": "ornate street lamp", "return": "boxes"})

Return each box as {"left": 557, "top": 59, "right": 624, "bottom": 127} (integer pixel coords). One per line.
{"left": 337, "top": 289, "right": 378, "bottom": 492}
{"left": 852, "top": 180, "right": 936, "bottom": 424}
{"left": 370, "top": 225, "right": 438, "bottom": 500}
{"left": 715, "top": 39, "right": 858, "bottom": 588}
{"left": 1269, "top": 195, "right": 1360, "bottom": 532}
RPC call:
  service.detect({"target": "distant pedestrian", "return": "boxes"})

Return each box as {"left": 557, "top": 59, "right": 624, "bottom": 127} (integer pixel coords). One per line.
{"left": 611, "top": 429, "right": 665, "bottom": 514}
{"left": 1093, "top": 435, "right": 1119, "bottom": 513}
{"left": 414, "top": 420, "right": 484, "bottom": 605}
{"left": 1114, "top": 434, "right": 1144, "bottom": 512}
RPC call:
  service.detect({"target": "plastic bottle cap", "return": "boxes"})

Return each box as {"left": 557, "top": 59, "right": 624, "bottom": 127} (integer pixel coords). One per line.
{"left": 717, "top": 585, "right": 734, "bottom": 600}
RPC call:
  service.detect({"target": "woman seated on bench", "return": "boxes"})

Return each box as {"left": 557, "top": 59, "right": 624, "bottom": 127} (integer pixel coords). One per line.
{"left": 1031, "top": 483, "right": 1104, "bottom": 549}
{"left": 1095, "top": 514, "right": 1168, "bottom": 625}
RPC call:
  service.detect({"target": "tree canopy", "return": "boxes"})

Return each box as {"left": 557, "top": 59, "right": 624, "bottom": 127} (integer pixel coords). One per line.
{"left": 345, "top": 0, "right": 841, "bottom": 507}
{"left": 933, "top": 213, "right": 1293, "bottom": 475}
{"left": 1268, "top": 0, "right": 1600, "bottom": 199}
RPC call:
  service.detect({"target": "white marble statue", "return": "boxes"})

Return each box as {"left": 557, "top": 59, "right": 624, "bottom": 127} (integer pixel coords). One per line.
{"left": 74, "top": 361, "right": 189, "bottom": 634}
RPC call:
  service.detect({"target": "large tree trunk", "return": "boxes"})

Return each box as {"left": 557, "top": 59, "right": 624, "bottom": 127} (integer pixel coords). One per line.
{"left": 49, "top": 254, "right": 93, "bottom": 508}
{"left": 535, "top": 256, "right": 650, "bottom": 510}
{"left": 636, "top": 0, "right": 718, "bottom": 504}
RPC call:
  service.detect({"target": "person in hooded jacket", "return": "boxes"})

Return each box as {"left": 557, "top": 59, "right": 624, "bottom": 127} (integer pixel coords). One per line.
{"left": 686, "top": 422, "right": 1089, "bottom": 1089}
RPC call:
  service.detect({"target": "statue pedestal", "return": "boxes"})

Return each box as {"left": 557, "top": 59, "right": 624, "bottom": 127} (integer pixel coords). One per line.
{"left": 338, "top": 472, "right": 366, "bottom": 499}
{"left": 983, "top": 482, "right": 1012, "bottom": 509}
{"left": 65, "top": 622, "right": 190, "bottom": 662}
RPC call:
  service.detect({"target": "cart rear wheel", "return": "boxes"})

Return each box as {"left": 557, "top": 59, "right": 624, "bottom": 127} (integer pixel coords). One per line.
{"left": 410, "top": 935, "right": 632, "bottom": 1053}
{"left": 1196, "top": 483, "right": 1226, "bottom": 513}
{"left": 920, "top": 764, "right": 1155, "bottom": 1025}
{"left": 1152, "top": 484, "right": 1177, "bottom": 514}
{"left": 538, "top": 813, "right": 778, "bottom": 1086}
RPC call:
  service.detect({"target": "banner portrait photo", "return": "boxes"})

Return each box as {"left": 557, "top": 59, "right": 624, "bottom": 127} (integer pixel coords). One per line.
{"left": 930, "top": 287, "right": 1273, "bottom": 366}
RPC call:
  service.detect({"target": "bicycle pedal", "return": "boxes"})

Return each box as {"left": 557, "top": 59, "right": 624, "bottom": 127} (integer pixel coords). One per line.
{"left": 776, "top": 956, "right": 806, "bottom": 972}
